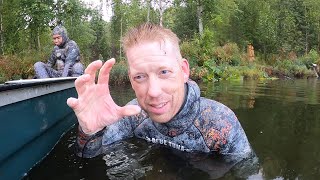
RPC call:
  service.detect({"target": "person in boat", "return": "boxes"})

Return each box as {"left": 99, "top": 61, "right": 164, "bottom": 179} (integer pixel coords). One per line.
{"left": 33, "top": 25, "right": 84, "bottom": 78}
{"left": 67, "top": 23, "right": 254, "bottom": 162}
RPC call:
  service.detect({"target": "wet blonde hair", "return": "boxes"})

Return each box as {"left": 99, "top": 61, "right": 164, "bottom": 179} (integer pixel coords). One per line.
{"left": 122, "top": 23, "right": 182, "bottom": 60}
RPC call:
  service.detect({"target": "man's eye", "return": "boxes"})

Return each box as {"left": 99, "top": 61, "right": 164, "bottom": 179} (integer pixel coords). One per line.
{"left": 133, "top": 75, "right": 146, "bottom": 81}
{"left": 160, "top": 70, "right": 169, "bottom": 75}
{"left": 134, "top": 75, "right": 142, "bottom": 80}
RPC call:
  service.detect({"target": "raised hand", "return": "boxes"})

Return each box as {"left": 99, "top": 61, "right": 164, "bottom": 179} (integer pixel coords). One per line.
{"left": 67, "top": 59, "right": 141, "bottom": 134}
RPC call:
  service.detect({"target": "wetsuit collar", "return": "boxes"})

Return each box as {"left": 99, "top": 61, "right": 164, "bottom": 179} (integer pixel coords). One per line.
{"left": 153, "top": 80, "right": 201, "bottom": 137}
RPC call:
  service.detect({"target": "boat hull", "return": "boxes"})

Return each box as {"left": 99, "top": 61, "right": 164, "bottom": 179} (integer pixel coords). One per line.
{"left": 0, "top": 78, "right": 77, "bottom": 179}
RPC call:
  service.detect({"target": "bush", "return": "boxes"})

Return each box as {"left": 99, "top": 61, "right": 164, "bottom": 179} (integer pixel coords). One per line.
{"left": 212, "top": 43, "right": 241, "bottom": 65}
{"left": 300, "top": 49, "right": 320, "bottom": 68}
{"left": 190, "top": 65, "right": 208, "bottom": 81}
{"left": 109, "top": 60, "right": 129, "bottom": 85}
{"left": 0, "top": 54, "right": 38, "bottom": 82}
{"left": 181, "top": 39, "right": 203, "bottom": 67}
{"left": 241, "top": 65, "right": 268, "bottom": 79}
{"left": 274, "top": 59, "right": 312, "bottom": 78}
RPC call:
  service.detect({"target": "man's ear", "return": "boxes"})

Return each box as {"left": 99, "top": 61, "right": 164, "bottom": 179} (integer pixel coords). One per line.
{"left": 181, "top": 58, "right": 190, "bottom": 82}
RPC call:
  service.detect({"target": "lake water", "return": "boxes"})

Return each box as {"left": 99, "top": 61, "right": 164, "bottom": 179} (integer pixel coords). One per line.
{"left": 24, "top": 79, "right": 320, "bottom": 180}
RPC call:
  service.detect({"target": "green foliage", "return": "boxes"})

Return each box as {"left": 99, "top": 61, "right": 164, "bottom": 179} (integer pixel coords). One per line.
{"left": 190, "top": 65, "right": 208, "bottom": 81}
{"left": 1, "top": 0, "right": 29, "bottom": 53}
{"left": 202, "top": 60, "right": 267, "bottom": 82}
{"left": 180, "top": 29, "right": 218, "bottom": 67}
{"left": 110, "top": 0, "right": 160, "bottom": 58}
{"left": 2, "top": 0, "right": 320, "bottom": 82}
{"left": 213, "top": 43, "right": 240, "bottom": 65}
{"left": 70, "top": 22, "right": 96, "bottom": 59}
{"left": 203, "top": 59, "right": 219, "bottom": 82}
{"left": 274, "top": 59, "right": 312, "bottom": 78}
{"left": 300, "top": 49, "right": 320, "bottom": 67}
{"left": 241, "top": 65, "right": 269, "bottom": 79}
{"left": 89, "top": 16, "right": 112, "bottom": 61}
{"left": 182, "top": 35, "right": 243, "bottom": 68}
{"left": 165, "top": 2, "right": 198, "bottom": 40}
{"left": 109, "top": 60, "right": 129, "bottom": 85}
{"left": 203, "top": 61, "right": 241, "bottom": 82}
{"left": 216, "top": 66, "right": 242, "bottom": 81}
{"left": 180, "top": 39, "right": 201, "bottom": 67}
{"left": 207, "top": 0, "right": 239, "bottom": 44}
{"left": 0, "top": 51, "right": 47, "bottom": 82}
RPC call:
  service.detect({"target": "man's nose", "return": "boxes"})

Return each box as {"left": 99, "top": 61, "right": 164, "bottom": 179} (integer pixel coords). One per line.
{"left": 147, "top": 77, "right": 162, "bottom": 97}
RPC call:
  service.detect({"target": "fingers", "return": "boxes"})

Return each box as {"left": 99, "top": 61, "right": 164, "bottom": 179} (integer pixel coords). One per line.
{"left": 84, "top": 60, "right": 103, "bottom": 74}
{"left": 98, "top": 58, "right": 115, "bottom": 85}
{"left": 67, "top": 97, "right": 79, "bottom": 109}
{"left": 74, "top": 60, "right": 104, "bottom": 95}
{"left": 74, "top": 74, "right": 90, "bottom": 95}
{"left": 120, "top": 105, "right": 141, "bottom": 117}
{"left": 84, "top": 60, "right": 103, "bottom": 84}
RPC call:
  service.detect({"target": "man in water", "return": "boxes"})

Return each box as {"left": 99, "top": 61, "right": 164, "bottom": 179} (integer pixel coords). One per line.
{"left": 34, "top": 25, "right": 84, "bottom": 78}
{"left": 67, "top": 23, "right": 253, "bottom": 161}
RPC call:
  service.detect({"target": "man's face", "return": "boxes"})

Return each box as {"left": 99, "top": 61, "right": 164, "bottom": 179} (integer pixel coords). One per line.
{"left": 127, "top": 41, "right": 190, "bottom": 123}
{"left": 52, "top": 34, "right": 63, "bottom": 46}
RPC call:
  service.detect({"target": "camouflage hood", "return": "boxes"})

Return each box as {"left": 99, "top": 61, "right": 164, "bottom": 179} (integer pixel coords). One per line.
{"left": 52, "top": 25, "right": 69, "bottom": 47}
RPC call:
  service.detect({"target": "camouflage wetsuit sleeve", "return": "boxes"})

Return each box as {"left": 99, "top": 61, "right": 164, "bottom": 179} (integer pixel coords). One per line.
{"left": 195, "top": 98, "right": 252, "bottom": 156}
{"left": 47, "top": 47, "right": 58, "bottom": 67}
{"left": 76, "top": 126, "right": 105, "bottom": 158}
{"left": 75, "top": 110, "right": 141, "bottom": 158}
{"left": 76, "top": 120, "right": 131, "bottom": 158}
{"left": 62, "top": 40, "right": 80, "bottom": 77}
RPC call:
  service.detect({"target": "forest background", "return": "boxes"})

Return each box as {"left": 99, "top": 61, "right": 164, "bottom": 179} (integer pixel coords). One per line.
{"left": 1, "top": 0, "right": 320, "bottom": 84}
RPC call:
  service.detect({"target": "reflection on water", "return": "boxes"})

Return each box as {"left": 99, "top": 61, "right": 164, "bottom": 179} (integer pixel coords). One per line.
{"left": 201, "top": 78, "right": 320, "bottom": 110}
{"left": 201, "top": 79, "right": 320, "bottom": 180}
{"left": 25, "top": 79, "right": 320, "bottom": 179}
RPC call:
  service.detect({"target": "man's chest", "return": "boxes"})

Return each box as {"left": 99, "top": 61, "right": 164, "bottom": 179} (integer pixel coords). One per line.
{"left": 134, "top": 122, "right": 210, "bottom": 153}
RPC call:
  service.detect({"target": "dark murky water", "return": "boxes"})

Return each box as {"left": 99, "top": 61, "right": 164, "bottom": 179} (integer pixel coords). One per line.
{"left": 25, "top": 79, "right": 320, "bottom": 179}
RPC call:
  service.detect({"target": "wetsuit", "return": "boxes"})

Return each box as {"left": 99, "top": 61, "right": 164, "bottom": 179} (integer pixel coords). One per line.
{"left": 34, "top": 25, "right": 84, "bottom": 78}
{"left": 76, "top": 80, "right": 252, "bottom": 159}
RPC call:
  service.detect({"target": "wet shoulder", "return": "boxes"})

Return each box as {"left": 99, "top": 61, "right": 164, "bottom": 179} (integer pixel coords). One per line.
{"left": 197, "top": 97, "right": 238, "bottom": 125}
{"left": 193, "top": 98, "right": 240, "bottom": 152}
{"left": 66, "top": 40, "right": 79, "bottom": 49}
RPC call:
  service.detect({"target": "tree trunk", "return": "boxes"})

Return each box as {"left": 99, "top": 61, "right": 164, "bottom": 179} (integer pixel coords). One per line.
{"left": 197, "top": 0, "right": 203, "bottom": 36}
{"left": 147, "top": 0, "right": 150, "bottom": 22}
{"left": 120, "top": 15, "right": 123, "bottom": 60}
{"left": 304, "top": 5, "right": 308, "bottom": 54}
{"left": 318, "top": 31, "right": 320, "bottom": 53}
{"left": 305, "top": 30, "right": 308, "bottom": 54}
{"left": 159, "top": 0, "right": 163, "bottom": 26}
{"left": 318, "top": 20, "right": 320, "bottom": 53}
{"left": 37, "top": 28, "right": 41, "bottom": 51}
{"left": 0, "top": 0, "right": 4, "bottom": 55}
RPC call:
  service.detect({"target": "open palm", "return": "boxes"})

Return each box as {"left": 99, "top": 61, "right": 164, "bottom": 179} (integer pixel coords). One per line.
{"left": 67, "top": 59, "right": 141, "bottom": 134}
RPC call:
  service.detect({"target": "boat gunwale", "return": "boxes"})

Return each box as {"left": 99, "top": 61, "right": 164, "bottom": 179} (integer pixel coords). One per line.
{"left": 0, "top": 77, "right": 77, "bottom": 92}
{"left": 0, "top": 77, "right": 77, "bottom": 107}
